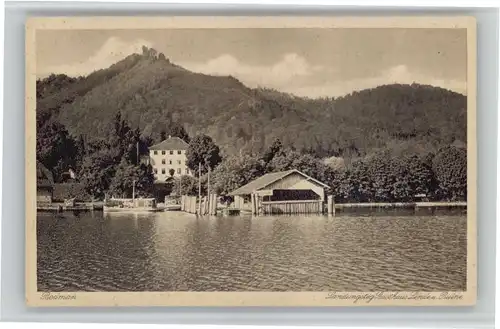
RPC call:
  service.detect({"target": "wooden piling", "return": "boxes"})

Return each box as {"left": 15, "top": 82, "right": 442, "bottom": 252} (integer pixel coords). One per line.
{"left": 251, "top": 193, "right": 256, "bottom": 215}
{"left": 206, "top": 195, "right": 210, "bottom": 215}
{"left": 327, "top": 195, "right": 335, "bottom": 215}
{"left": 203, "top": 196, "right": 209, "bottom": 215}
{"left": 198, "top": 163, "right": 202, "bottom": 215}
{"left": 209, "top": 194, "right": 212, "bottom": 215}
{"left": 193, "top": 197, "right": 197, "bottom": 214}
{"left": 211, "top": 194, "right": 218, "bottom": 215}
{"left": 208, "top": 194, "right": 216, "bottom": 215}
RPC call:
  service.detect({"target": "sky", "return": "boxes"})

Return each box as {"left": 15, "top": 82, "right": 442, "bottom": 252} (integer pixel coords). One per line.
{"left": 36, "top": 28, "right": 467, "bottom": 98}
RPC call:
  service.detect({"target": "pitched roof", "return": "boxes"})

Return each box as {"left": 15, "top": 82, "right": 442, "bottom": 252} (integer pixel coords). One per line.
{"left": 149, "top": 136, "right": 189, "bottom": 151}
{"left": 229, "top": 169, "right": 329, "bottom": 196}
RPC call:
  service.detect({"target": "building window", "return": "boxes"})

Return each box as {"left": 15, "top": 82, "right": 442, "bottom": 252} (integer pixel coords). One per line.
{"left": 186, "top": 168, "right": 189, "bottom": 175}
{"left": 154, "top": 151, "right": 157, "bottom": 155}
{"left": 169, "top": 160, "right": 172, "bottom": 165}
{"left": 177, "top": 160, "right": 181, "bottom": 165}
{"left": 162, "top": 159, "right": 166, "bottom": 164}
{"left": 170, "top": 150, "right": 174, "bottom": 155}
{"left": 154, "top": 169, "right": 158, "bottom": 174}
{"left": 162, "top": 150, "right": 166, "bottom": 155}
{"left": 177, "top": 168, "right": 181, "bottom": 174}
{"left": 161, "top": 169, "right": 166, "bottom": 174}
{"left": 178, "top": 150, "right": 182, "bottom": 155}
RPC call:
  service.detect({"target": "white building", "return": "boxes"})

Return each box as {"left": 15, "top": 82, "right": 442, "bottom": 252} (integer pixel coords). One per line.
{"left": 149, "top": 136, "right": 192, "bottom": 181}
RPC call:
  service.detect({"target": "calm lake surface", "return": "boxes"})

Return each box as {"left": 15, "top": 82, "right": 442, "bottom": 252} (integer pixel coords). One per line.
{"left": 37, "top": 210, "right": 467, "bottom": 292}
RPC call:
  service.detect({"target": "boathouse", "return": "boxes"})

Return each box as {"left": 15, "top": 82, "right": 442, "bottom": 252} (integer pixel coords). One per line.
{"left": 36, "top": 161, "right": 54, "bottom": 203}
{"left": 229, "top": 169, "right": 329, "bottom": 215}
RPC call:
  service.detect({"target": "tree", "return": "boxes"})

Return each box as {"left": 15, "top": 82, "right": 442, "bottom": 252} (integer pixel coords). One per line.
{"left": 114, "top": 113, "right": 141, "bottom": 162}
{"left": 159, "top": 124, "right": 190, "bottom": 143}
{"left": 268, "top": 149, "right": 330, "bottom": 183}
{"left": 365, "top": 153, "right": 413, "bottom": 202}
{"left": 109, "top": 158, "right": 137, "bottom": 198}
{"left": 336, "top": 160, "right": 373, "bottom": 202}
{"left": 261, "top": 138, "right": 283, "bottom": 165}
{"left": 211, "top": 155, "right": 265, "bottom": 195}
{"left": 403, "top": 154, "right": 437, "bottom": 199}
{"left": 79, "top": 150, "right": 116, "bottom": 199}
{"left": 323, "top": 156, "right": 345, "bottom": 171}
{"left": 432, "top": 146, "right": 467, "bottom": 201}
{"left": 74, "top": 135, "right": 86, "bottom": 172}
{"left": 36, "top": 120, "right": 78, "bottom": 181}
{"left": 135, "top": 164, "right": 155, "bottom": 197}
{"left": 186, "top": 134, "right": 222, "bottom": 176}
{"left": 173, "top": 175, "right": 199, "bottom": 196}
{"left": 169, "top": 168, "right": 175, "bottom": 177}
{"left": 389, "top": 158, "right": 412, "bottom": 202}
{"left": 109, "top": 159, "right": 155, "bottom": 198}
{"left": 169, "top": 124, "right": 190, "bottom": 143}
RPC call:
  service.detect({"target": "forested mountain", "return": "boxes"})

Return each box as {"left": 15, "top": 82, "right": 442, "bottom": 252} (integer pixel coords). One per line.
{"left": 37, "top": 47, "right": 467, "bottom": 160}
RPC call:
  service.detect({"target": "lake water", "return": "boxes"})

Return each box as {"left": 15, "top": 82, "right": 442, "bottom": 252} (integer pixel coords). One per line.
{"left": 37, "top": 210, "right": 467, "bottom": 292}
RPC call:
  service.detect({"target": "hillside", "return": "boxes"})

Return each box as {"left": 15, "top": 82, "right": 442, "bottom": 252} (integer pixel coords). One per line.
{"left": 37, "top": 47, "right": 467, "bottom": 159}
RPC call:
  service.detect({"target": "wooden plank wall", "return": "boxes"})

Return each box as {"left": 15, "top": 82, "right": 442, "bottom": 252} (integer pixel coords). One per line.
{"left": 260, "top": 200, "right": 323, "bottom": 215}
{"left": 180, "top": 195, "right": 217, "bottom": 215}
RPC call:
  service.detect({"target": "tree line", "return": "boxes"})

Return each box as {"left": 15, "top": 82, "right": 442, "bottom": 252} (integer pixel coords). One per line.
{"left": 37, "top": 109, "right": 466, "bottom": 203}
{"left": 38, "top": 111, "right": 155, "bottom": 199}
{"left": 209, "top": 139, "right": 467, "bottom": 203}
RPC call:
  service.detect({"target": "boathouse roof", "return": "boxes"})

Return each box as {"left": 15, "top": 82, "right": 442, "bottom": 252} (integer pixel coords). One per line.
{"left": 229, "top": 169, "right": 329, "bottom": 196}
{"left": 150, "top": 136, "right": 189, "bottom": 151}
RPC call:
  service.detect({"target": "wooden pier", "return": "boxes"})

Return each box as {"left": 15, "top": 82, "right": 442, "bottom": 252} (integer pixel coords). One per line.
{"left": 179, "top": 192, "right": 466, "bottom": 217}
{"left": 327, "top": 195, "right": 335, "bottom": 215}
{"left": 37, "top": 202, "right": 103, "bottom": 212}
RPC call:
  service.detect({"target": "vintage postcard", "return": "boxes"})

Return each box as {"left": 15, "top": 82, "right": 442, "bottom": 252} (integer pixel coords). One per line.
{"left": 26, "top": 16, "right": 477, "bottom": 307}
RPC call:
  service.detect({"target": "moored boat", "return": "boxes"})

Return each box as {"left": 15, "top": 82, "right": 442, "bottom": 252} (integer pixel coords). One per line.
{"left": 165, "top": 204, "right": 182, "bottom": 211}
{"left": 103, "top": 198, "right": 160, "bottom": 213}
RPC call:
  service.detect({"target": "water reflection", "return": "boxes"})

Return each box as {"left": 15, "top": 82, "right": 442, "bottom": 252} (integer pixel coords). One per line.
{"left": 37, "top": 211, "right": 467, "bottom": 292}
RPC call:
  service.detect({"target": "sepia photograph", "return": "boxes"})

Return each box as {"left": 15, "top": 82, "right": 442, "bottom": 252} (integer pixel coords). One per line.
{"left": 25, "top": 16, "right": 476, "bottom": 306}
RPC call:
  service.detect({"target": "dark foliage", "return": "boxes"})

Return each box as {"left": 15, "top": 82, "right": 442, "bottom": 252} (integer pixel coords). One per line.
{"left": 432, "top": 146, "right": 467, "bottom": 201}
{"left": 186, "top": 134, "right": 222, "bottom": 175}
{"left": 52, "top": 183, "right": 92, "bottom": 202}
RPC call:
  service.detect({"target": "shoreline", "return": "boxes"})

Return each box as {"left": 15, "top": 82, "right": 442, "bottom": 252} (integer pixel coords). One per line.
{"left": 37, "top": 201, "right": 466, "bottom": 213}
{"left": 335, "top": 201, "right": 466, "bottom": 209}
{"left": 37, "top": 202, "right": 104, "bottom": 212}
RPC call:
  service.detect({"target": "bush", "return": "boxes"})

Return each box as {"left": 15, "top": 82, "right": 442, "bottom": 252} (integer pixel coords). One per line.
{"left": 52, "top": 183, "right": 92, "bottom": 202}
{"left": 432, "top": 146, "right": 467, "bottom": 201}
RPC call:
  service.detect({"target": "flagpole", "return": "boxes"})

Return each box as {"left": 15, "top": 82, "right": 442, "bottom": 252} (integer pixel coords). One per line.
{"left": 132, "top": 180, "right": 136, "bottom": 202}
{"left": 207, "top": 163, "right": 211, "bottom": 205}
{"left": 136, "top": 141, "right": 139, "bottom": 165}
